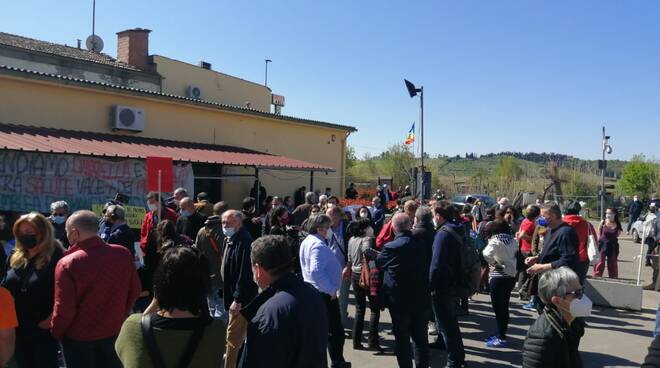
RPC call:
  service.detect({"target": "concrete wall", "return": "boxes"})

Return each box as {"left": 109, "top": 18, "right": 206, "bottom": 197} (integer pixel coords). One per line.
{"left": 0, "top": 54, "right": 160, "bottom": 91}
{"left": 153, "top": 55, "right": 272, "bottom": 113}
{"left": 0, "top": 75, "right": 348, "bottom": 208}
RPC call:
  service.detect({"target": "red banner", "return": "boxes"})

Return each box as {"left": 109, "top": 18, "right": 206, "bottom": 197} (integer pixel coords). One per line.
{"left": 146, "top": 156, "right": 174, "bottom": 193}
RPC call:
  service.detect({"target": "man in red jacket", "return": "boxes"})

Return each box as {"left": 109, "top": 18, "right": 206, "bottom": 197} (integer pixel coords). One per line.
{"left": 562, "top": 201, "right": 596, "bottom": 284}
{"left": 139, "top": 191, "right": 178, "bottom": 253}
{"left": 51, "top": 210, "right": 140, "bottom": 368}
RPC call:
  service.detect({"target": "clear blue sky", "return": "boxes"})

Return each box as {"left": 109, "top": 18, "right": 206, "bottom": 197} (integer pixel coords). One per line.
{"left": 3, "top": 1, "right": 659, "bottom": 161}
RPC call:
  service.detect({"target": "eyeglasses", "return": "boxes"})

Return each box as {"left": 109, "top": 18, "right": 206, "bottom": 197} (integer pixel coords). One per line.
{"left": 566, "top": 288, "right": 584, "bottom": 299}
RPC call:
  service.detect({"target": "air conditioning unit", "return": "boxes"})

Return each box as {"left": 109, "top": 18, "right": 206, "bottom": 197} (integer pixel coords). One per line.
{"left": 112, "top": 105, "right": 145, "bottom": 132}
{"left": 187, "top": 85, "right": 202, "bottom": 99}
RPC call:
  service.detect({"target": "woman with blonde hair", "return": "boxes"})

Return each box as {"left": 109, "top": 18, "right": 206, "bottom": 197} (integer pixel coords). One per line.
{"left": 1, "top": 212, "right": 64, "bottom": 368}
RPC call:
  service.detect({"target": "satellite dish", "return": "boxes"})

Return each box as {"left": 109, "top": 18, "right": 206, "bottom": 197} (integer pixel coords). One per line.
{"left": 85, "top": 34, "right": 104, "bottom": 52}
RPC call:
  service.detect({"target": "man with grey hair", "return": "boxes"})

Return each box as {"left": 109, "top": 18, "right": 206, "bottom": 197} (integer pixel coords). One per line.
{"left": 522, "top": 267, "right": 587, "bottom": 367}
{"left": 299, "top": 214, "right": 350, "bottom": 368}
{"left": 292, "top": 191, "right": 318, "bottom": 226}
{"left": 221, "top": 209, "right": 256, "bottom": 368}
{"left": 173, "top": 187, "right": 188, "bottom": 203}
{"left": 51, "top": 210, "right": 140, "bottom": 368}
{"left": 376, "top": 213, "right": 430, "bottom": 367}
{"left": 49, "top": 200, "right": 70, "bottom": 248}
{"left": 412, "top": 206, "right": 437, "bottom": 342}
{"left": 102, "top": 204, "right": 135, "bottom": 255}
{"left": 525, "top": 203, "right": 579, "bottom": 311}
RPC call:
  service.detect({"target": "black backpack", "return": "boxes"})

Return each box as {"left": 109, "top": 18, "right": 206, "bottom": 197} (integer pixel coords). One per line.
{"left": 440, "top": 225, "right": 481, "bottom": 298}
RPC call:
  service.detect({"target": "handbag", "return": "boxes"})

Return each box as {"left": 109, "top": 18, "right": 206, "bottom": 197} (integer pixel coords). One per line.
{"left": 587, "top": 224, "right": 600, "bottom": 265}
{"left": 359, "top": 257, "right": 370, "bottom": 289}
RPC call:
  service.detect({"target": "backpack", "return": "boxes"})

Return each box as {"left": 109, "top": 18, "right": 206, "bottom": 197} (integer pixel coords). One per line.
{"left": 440, "top": 224, "right": 481, "bottom": 298}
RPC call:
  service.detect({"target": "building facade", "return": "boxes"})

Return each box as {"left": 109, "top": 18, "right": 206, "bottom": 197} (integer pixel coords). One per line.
{"left": 0, "top": 28, "right": 356, "bottom": 212}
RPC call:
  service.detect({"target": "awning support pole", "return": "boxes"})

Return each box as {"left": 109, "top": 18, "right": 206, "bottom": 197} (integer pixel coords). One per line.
{"left": 255, "top": 167, "right": 260, "bottom": 214}
{"left": 310, "top": 171, "right": 314, "bottom": 194}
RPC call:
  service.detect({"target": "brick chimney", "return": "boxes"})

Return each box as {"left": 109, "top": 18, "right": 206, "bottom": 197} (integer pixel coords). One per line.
{"left": 116, "top": 28, "right": 152, "bottom": 70}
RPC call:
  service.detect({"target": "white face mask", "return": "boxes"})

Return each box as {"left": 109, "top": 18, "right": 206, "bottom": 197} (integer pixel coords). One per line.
{"left": 147, "top": 202, "right": 158, "bottom": 212}
{"left": 325, "top": 228, "right": 334, "bottom": 241}
{"left": 606, "top": 213, "right": 614, "bottom": 221}
{"left": 360, "top": 211, "right": 369, "bottom": 219}
{"left": 569, "top": 294, "right": 593, "bottom": 317}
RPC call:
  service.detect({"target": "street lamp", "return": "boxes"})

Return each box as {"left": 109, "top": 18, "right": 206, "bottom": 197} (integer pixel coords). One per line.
{"left": 600, "top": 126, "right": 613, "bottom": 220}
{"left": 265, "top": 59, "right": 272, "bottom": 87}
{"left": 404, "top": 79, "right": 425, "bottom": 199}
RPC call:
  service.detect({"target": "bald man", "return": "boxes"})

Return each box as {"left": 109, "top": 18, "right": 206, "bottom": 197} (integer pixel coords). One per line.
{"left": 175, "top": 197, "right": 207, "bottom": 240}
{"left": 51, "top": 210, "right": 140, "bottom": 368}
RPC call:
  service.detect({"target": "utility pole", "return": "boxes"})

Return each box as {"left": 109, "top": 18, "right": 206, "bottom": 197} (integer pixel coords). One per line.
{"left": 600, "top": 126, "right": 612, "bottom": 220}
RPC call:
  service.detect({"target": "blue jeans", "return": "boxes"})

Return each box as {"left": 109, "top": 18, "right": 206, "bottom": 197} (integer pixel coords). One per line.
{"left": 655, "top": 307, "right": 660, "bottom": 337}
{"left": 432, "top": 293, "right": 465, "bottom": 367}
{"left": 338, "top": 278, "right": 351, "bottom": 328}
{"left": 207, "top": 288, "right": 227, "bottom": 322}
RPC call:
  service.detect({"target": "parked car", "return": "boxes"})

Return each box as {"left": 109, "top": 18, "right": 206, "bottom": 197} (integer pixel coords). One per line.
{"left": 631, "top": 213, "right": 647, "bottom": 243}
{"left": 451, "top": 193, "right": 496, "bottom": 209}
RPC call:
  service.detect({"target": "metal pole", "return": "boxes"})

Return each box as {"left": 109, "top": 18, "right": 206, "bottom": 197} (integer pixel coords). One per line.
{"left": 265, "top": 59, "right": 271, "bottom": 87}
{"left": 601, "top": 126, "right": 605, "bottom": 221}
{"left": 420, "top": 86, "right": 424, "bottom": 199}
{"left": 92, "top": 0, "right": 96, "bottom": 38}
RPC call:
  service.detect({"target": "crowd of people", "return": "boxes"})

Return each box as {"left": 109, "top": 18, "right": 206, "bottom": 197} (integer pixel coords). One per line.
{"left": 0, "top": 183, "right": 659, "bottom": 368}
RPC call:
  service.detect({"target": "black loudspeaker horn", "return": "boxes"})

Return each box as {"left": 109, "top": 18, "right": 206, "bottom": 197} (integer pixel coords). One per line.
{"left": 404, "top": 79, "right": 418, "bottom": 98}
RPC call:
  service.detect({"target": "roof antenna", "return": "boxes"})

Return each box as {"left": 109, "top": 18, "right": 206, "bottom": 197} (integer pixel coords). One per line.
{"left": 85, "top": 0, "right": 104, "bottom": 52}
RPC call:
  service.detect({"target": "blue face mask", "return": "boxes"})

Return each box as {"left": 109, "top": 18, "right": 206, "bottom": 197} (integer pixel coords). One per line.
{"left": 180, "top": 210, "right": 191, "bottom": 218}
{"left": 52, "top": 215, "right": 66, "bottom": 225}
{"left": 537, "top": 217, "right": 549, "bottom": 227}
{"left": 223, "top": 226, "right": 236, "bottom": 238}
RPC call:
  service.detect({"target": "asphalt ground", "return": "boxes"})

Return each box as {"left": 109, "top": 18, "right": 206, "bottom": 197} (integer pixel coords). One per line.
{"left": 343, "top": 231, "right": 656, "bottom": 367}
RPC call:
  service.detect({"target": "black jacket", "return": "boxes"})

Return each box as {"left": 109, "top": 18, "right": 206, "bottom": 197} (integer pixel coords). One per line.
{"left": 643, "top": 333, "right": 660, "bottom": 367}
{"left": 195, "top": 216, "right": 224, "bottom": 290}
{"left": 539, "top": 222, "right": 579, "bottom": 271}
{"left": 51, "top": 220, "right": 69, "bottom": 248}
{"left": 241, "top": 211, "right": 262, "bottom": 241}
{"left": 630, "top": 200, "right": 643, "bottom": 218}
{"left": 221, "top": 227, "right": 257, "bottom": 310}
{"left": 107, "top": 223, "right": 135, "bottom": 255}
{"left": 429, "top": 221, "right": 463, "bottom": 294}
{"left": 376, "top": 231, "right": 430, "bottom": 311}
{"left": 176, "top": 211, "right": 207, "bottom": 240}
{"left": 522, "top": 307, "right": 585, "bottom": 368}
{"left": 412, "top": 222, "right": 435, "bottom": 287}
{"left": 239, "top": 273, "right": 327, "bottom": 368}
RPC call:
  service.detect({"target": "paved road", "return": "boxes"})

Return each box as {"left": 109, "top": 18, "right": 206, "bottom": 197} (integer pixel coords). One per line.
{"left": 343, "top": 233, "right": 656, "bottom": 367}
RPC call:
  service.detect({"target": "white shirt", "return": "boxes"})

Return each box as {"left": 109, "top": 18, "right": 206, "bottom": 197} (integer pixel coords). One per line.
{"left": 299, "top": 233, "right": 342, "bottom": 295}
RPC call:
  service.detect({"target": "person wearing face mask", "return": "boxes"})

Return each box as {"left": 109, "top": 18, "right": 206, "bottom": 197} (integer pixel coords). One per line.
{"left": 1, "top": 212, "right": 64, "bottom": 368}
{"left": 103, "top": 204, "right": 135, "bottom": 255}
{"left": 346, "top": 218, "right": 382, "bottom": 351}
{"left": 562, "top": 201, "right": 597, "bottom": 285}
{"left": 522, "top": 266, "right": 589, "bottom": 368}
{"left": 239, "top": 235, "right": 327, "bottom": 368}
{"left": 269, "top": 206, "right": 301, "bottom": 276}
{"left": 525, "top": 203, "right": 579, "bottom": 312}
{"left": 139, "top": 191, "right": 178, "bottom": 258}
{"left": 371, "top": 197, "right": 385, "bottom": 236}
{"left": 628, "top": 195, "right": 643, "bottom": 235}
{"left": 220, "top": 210, "right": 257, "bottom": 368}
{"left": 299, "top": 214, "right": 350, "bottom": 368}
{"left": 326, "top": 206, "right": 351, "bottom": 332}
{"left": 175, "top": 197, "right": 207, "bottom": 241}
{"left": 49, "top": 200, "right": 70, "bottom": 248}
{"left": 593, "top": 207, "right": 622, "bottom": 279}
{"left": 354, "top": 205, "right": 372, "bottom": 222}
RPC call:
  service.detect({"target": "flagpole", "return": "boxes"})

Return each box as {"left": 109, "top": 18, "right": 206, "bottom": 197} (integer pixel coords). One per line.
{"left": 420, "top": 86, "right": 424, "bottom": 199}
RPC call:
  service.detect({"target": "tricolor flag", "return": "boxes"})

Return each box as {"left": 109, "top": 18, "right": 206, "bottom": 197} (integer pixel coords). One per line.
{"left": 405, "top": 123, "right": 415, "bottom": 145}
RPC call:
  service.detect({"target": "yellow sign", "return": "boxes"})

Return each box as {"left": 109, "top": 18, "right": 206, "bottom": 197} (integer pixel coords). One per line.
{"left": 92, "top": 204, "right": 146, "bottom": 229}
